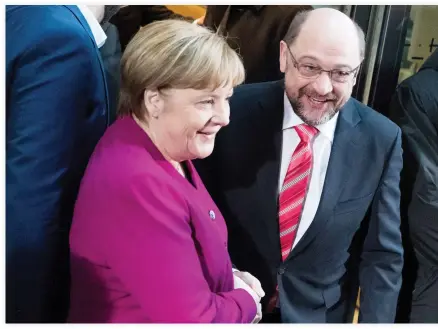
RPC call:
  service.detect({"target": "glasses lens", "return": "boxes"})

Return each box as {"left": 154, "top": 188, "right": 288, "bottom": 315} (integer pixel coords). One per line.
{"left": 298, "top": 64, "right": 321, "bottom": 78}
{"left": 332, "top": 70, "right": 352, "bottom": 83}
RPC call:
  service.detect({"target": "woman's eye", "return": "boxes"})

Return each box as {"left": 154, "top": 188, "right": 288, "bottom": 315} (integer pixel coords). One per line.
{"left": 200, "top": 99, "right": 215, "bottom": 105}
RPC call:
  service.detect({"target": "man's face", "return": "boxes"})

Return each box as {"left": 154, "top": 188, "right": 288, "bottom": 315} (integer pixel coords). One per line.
{"left": 279, "top": 20, "right": 362, "bottom": 126}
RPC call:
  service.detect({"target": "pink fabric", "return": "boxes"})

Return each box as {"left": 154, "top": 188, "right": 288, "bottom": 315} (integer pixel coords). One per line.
{"left": 68, "top": 116, "right": 256, "bottom": 323}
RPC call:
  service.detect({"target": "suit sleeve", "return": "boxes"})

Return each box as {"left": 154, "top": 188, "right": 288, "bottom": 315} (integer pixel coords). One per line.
{"left": 390, "top": 81, "right": 438, "bottom": 214}
{"left": 104, "top": 174, "right": 257, "bottom": 323}
{"left": 6, "top": 23, "right": 94, "bottom": 322}
{"left": 389, "top": 80, "right": 438, "bottom": 301}
{"left": 358, "top": 128, "right": 404, "bottom": 323}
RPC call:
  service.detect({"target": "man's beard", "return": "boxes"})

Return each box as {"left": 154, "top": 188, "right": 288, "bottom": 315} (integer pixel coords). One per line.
{"left": 287, "top": 86, "right": 339, "bottom": 126}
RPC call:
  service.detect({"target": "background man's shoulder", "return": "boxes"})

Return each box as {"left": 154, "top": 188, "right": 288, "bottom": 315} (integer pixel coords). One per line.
{"left": 7, "top": 5, "right": 93, "bottom": 49}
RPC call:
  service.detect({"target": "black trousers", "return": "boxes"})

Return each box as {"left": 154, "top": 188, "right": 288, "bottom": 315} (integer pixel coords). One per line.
{"left": 409, "top": 199, "right": 438, "bottom": 323}
{"left": 261, "top": 308, "right": 282, "bottom": 323}
{"left": 410, "top": 265, "right": 438, "bottom": 323}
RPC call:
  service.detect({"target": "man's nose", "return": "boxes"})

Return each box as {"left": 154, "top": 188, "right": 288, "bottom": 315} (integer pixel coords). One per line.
{"left": 312, "top": 72, "right": 334, "bottom": 96}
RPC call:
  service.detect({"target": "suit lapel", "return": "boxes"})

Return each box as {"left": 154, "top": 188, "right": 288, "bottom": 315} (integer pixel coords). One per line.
{"left": 289, "top": 99, "right": 363, "bottom": 258}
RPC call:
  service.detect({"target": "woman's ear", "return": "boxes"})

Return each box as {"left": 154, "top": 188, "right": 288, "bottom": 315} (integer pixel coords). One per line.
{"left": 143, "top": 89, "right": 163, "bottom": 119}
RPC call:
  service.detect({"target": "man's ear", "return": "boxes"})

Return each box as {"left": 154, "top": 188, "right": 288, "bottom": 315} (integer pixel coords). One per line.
{"left": 279, "top": 40, "right": 288, "bottom": 73}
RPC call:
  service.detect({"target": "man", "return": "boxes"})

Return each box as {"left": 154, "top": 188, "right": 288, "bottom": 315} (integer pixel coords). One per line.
{"left": 6, "top": 5, "right": 110, "bottom": 322}
{"left": 195, "top": 8, "right": 403, "bottom": 323}
{"left": 204, "top": 5, "right": 312, "bottom": 84}
{"left": 98, "top": 6, "right": 123, "bottom": 122}
{"left": 390, "top": 49, "right": 438, "bottom": 323}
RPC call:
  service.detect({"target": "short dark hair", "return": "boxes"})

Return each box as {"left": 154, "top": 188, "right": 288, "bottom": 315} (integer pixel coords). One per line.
{"left": 283, "top": 9, "right": 366, "bottom": 59}
{"left": 283, "top": 10, "right": 311, "bottom": 47}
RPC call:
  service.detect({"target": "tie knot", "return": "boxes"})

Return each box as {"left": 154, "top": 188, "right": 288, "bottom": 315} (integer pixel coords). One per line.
{"left": 294, "top": 124, "right": 319, "bottom": 143}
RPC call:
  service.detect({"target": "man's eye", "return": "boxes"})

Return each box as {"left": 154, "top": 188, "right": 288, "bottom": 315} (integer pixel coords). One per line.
{"left": 302, "top": 65, "right": 320, "bottom": 72}
{"left": 201, "top": 99, "right": 215, "bottom": 105}
{"left": 334, "top": 70, "right": 350, "bottom": 77}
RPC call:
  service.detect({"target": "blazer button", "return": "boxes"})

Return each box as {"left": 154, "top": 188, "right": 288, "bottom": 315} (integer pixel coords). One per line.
{"left": 278, "top": 267, "right": 285, "bottom": 275}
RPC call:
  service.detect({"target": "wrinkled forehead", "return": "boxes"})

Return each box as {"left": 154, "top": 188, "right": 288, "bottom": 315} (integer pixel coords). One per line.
{"left": 292, "top": 23, "right": 362, "bottom": 69}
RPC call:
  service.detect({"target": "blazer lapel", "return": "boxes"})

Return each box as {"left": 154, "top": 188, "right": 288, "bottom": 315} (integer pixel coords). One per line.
{"left": 289, "top": 98, "right": 363, "bottom": 258}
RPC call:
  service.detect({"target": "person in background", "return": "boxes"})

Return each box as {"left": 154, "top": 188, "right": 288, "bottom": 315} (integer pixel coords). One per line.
{"left": 68, "top": 19, "right": 264, "bottom": 323}
{"left": 203, "top": 5, "right": 312, "bottom": 84}
{"left": 98, "top": 5, "right": 123, "bottom": 122}
{"left": 6, "top": 5, "right": 110, "bottom": 322}
{"left": 110, "top": 5, "right": 193, "bottom": 51}
{"left": 390, "top": 49, "right": 438, "bottom": 323}
{"left": 195, "top": 8, "right": 403, "bottom": 323}
{"left": 93, "top": 6, "right": 122, "bottom": 123}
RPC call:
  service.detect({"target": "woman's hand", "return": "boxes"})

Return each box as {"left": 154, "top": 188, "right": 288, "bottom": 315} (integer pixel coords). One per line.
{"left": 233, "top": 271, "right": 264, "bottom": 323}
{"left": 233, "top": 270, "right": 265, "bottom": 299}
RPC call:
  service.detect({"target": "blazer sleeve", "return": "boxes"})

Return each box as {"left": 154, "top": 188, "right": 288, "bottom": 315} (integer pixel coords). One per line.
{"left": 6, "top": 19, "right": 95, "bottom": 322}
{"left": 104, "top": 173, "right": 257, "bottom": 323}
{"left": 358, "top": 128, "right": 404, "bottom": 323}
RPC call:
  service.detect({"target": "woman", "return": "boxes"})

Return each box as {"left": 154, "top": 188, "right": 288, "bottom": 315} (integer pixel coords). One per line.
{"left": 68, "top": 20, "right": 263, "bottom": 323}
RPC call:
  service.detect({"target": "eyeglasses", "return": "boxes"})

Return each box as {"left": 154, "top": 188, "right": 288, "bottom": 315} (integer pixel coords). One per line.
{"left": 284, "top": 43, "right": 361, "bottom": 83}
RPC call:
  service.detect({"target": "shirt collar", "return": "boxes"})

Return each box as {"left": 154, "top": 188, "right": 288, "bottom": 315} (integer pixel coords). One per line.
{"left": 283, "top": 92, "right": 339, "bottom": 142}
{"left": 77, "top": 5, "right": 107, "bottom": 48}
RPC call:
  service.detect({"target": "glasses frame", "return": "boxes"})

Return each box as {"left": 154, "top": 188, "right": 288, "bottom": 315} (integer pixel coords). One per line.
{"left": 283, "top": 42, "right": 361, "bottom": 83}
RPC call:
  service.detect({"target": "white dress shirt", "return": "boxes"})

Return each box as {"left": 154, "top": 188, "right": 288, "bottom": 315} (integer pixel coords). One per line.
{"left": 77, "top": 5, "right": 107, "bottom": 48}
{"left": 279, "top": 93, "right": 339, "bottom": 249}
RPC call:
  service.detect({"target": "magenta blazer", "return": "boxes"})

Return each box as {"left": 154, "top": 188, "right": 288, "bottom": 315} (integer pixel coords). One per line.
{"left": 68, "top": 116, "right": 256, "bottom": 323}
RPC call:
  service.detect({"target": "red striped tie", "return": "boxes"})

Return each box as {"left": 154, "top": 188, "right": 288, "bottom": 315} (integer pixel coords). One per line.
{"left": 279, "top": 124, "right": 319, "bottom": 260}
{"left": 266, "top": 124, "right": 319, "bottom": 313}
{"left": 266, "top": 124, "right": 318, "bottom": 313}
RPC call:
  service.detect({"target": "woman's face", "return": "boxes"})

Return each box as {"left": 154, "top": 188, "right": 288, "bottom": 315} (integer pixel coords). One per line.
{"left": 144, "top": 85, "right": 233, "bottom": 162}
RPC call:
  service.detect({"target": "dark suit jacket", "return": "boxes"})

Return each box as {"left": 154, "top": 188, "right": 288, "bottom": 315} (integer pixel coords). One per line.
{"left": 6, "top": 5, "right": 109, "bottom": 322}
{"left": 389, "top": 49, "right": 438, "bottom": 322}
{"left": 204, "top": 5, "right": 312, "bottom": 84}
{"left": 195, "top": 80, "right": 404, "bottom": 323}
{"left": 99, "top": 22, "right": 122, "bottom": 123}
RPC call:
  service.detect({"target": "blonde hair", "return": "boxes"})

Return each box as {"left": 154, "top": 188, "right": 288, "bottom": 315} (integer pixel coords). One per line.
{"left": 118, "top": 19, "right": 245, "bottom": 117}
